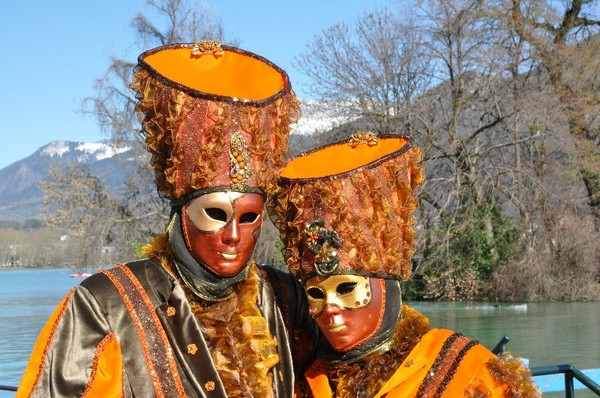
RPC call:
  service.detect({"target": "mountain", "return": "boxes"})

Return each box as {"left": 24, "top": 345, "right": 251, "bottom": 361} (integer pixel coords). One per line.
{"left": 0, "top": 141, "right": 134, "bottom": 222}
{"left": 0, "top": 103, "right": 345, "bottom": 223}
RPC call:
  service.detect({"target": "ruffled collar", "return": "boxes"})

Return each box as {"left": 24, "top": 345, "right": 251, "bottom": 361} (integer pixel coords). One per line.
{"left": 141, "top": 228, "right": 280, "bottom": 397}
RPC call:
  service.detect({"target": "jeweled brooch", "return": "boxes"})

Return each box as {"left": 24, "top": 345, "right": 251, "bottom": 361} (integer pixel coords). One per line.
{"left": 303, "top": 220, "right": 341, "bottom": 276}
{"left": 191, "top": 40, "right": 224, "bottom": 58}
{"left": 229, "top": 132, "right": 253, "bottom": 189}
{"left": 349, "top": 131, "right": 379, "bottom": 148}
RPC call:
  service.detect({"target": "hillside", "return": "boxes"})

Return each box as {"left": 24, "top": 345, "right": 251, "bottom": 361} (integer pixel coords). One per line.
{"left": 0, "top": 141, "right": 134, "bottom": 221}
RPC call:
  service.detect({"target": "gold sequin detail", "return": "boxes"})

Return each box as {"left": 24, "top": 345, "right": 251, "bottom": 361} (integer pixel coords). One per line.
{"left": 229, "top": 132, "right": 253, "bottom": 188}
{"left": 166, "top": 306, "right": 176, "bottom": 317}
{"left": 187, "top": 343, "right": 198, "bottom": 355}
{"left": 205, "top": 381, "right": 216, "bottom": 391}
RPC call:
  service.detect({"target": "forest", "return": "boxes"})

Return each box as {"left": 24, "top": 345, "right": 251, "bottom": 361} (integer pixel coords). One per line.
{"left": 1, "top": 0, "right": 599, "bottom": 302}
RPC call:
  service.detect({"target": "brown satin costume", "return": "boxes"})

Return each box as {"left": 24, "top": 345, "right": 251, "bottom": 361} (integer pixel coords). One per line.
{"left": 270, "top": 134, "right": 541, "bottom": 397}
{"left": 17, "top": 42, "right": 316, "bottom": 398}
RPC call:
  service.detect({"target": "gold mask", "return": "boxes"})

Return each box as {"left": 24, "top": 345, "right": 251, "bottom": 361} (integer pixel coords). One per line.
{"left": 305, "top": 275, "right": 372, "bottom": 316}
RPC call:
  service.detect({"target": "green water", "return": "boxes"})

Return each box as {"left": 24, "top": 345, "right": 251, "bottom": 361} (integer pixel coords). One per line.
{"left": 414, "top": 301, "right": 600, "bottom": 397}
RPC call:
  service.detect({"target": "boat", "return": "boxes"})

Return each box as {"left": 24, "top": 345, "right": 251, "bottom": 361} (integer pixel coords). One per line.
{"left": 69, "top": 272, "right": 92, "bottom": 278}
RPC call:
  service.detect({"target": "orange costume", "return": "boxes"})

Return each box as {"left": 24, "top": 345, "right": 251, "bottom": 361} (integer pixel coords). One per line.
{"left": 17, "top": 42, "right": 316, "bottom": 398}
{"left": 270, "top": 134, "right": 540, "bottom": 398}
{"left": 303, "top": 306, "right": 538, "bottom": 397}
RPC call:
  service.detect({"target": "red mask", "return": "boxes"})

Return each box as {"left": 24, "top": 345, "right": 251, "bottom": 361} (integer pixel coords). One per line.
{"left": 305, "top": 275, "right": 385, "bottom": 352}
{"left": 182, "top": 192, "right": 264, "bottom": 277}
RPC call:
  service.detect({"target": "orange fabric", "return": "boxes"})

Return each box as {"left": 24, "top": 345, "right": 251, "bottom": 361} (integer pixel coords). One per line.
{"left": 272, "top": 137, "right": 423, "bottom": 281}
{"left": 305, "top": 329, "right": 508, "bottom": 398}
{"left": 281, "top": 137, "right": 409, "bottom": 179}
{"left": 375, "top": 329, "right": 503, "bottom": 398}
{"left": 304, "top": 360, "right": 333, "bottom": 397}
{"left": 144, "top": 47, "right": 285, "bottom": 100}
{"left": 82, "top": 334, "right": 124, "bottom": 398}
{"left": 16, "top": 289, "right": 75, "bottom": 398}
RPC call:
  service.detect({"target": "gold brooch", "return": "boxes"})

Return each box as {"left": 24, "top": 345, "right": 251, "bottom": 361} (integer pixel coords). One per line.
{"left": 166, "top": 306, "right": 176, "bottom": 317}
{"left": 304, "top": 220, "right": 341, "bottom": 276}
{"left": 191, "top": 40, "right": 224, "bottom": 58}
{"left": 349, "top": 131, "right": 379, "bottom": 148}
{"left": 204, "top": 381, "right": 216, "bottom": 391}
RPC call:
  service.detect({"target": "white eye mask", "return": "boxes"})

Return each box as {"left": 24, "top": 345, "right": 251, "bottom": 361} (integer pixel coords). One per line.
{"left": 186, "top": 191, "right": 246, "bottom": 232}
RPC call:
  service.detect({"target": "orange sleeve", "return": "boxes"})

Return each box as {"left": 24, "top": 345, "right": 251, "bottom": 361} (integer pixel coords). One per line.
{"left": 82, "top": 333, "right": 124, "bottom": 398}
{"left": 16, "top": 289, "right": 75, "bottom": 397}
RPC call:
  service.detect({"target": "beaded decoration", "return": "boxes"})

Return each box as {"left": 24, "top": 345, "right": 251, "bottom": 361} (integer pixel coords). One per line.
{"left": 349, "top": 131, "right": 379, "bottom": 148}
{"left": 229, "top": 132, "right": 254, "bottom": 189}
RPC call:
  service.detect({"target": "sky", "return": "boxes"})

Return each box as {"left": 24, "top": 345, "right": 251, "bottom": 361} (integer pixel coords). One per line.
{"left": 0, "top": 0, "right": 396, "bottom": 171}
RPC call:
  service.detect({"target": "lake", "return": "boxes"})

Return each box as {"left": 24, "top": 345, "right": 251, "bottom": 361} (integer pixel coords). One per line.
{"left": 1, "top": 268, "right": 598, "bottom": 397}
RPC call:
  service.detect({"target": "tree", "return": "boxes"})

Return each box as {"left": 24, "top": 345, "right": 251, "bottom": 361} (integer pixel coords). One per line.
{"left": 76, "top": 0, "right": 235, "bottom": 257}
{"left": 296, "top": 0, "right": 600, "bottom": 300}
{"left": 40, "top": 162, "right": 119, "bottom": 268}
{"left": 505, "top": 0, "right": 600, "bottom": 222}
{"left": 295, "top": 8, "right": 434, "bottom": 134}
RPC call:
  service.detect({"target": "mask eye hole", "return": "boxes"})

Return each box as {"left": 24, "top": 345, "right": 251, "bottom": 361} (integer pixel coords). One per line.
{"left": 239, "top": 212, "right": 260, "bottom": 224}
{"left": 337, "top": 282, "right": 358, "bottom": 296}
{"left": 205, "top": 208, "right": 228, "bottom": 222}
{"left": 306, "top": 287, "right": 325, "bottom": 300}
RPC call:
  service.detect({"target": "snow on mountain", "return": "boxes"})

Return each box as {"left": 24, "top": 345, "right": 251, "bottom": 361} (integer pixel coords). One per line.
{"left": 291, "top": 100, "right": 355, "bottom": 135}
{"left": 40, "top": 140, "right": 71, "bottom": 158}
{"left": 0, "top": 140, "right": 134, "bottom": 221}
{"left": 40, "top": 140, "right": 131, "bottom": 162}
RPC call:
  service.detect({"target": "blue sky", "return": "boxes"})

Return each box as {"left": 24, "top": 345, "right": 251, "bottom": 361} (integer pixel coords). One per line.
{"left": 0, "top": 0, "right": 395, "bottom": 170}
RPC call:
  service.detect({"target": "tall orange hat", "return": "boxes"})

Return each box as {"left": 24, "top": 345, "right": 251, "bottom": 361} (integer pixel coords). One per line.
{"left": 131, "top": 41, "right": 300, "bottom": 202}
{"left": 270, "top": 133, "right": 424, "bottom": 281}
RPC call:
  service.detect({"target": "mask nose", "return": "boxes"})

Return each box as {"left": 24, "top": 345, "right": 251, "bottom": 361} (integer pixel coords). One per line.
{"left": 323, "top": 304, "right": 342, "bottom": 316}
{"left": 222, "top": 220, "right": 241, "bottom": 245}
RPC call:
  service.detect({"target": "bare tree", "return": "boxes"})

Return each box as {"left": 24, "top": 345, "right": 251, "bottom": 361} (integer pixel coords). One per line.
{"left": 295, "top": 8, "right": 434, "bottom": 134}
{"left": 505, "top": 0, "right": 600, "bottom": 223}
{"left": 74, "top": 0, "right": 234, "bottom": 254}
{"left": 40, "top": 162, "right": 120, "bottom": 268}
{"left": 295, "top": 0, "right": 600, "bottom": 300}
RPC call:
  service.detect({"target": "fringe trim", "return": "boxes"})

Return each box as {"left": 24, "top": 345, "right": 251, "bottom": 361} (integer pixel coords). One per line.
{"left": 471, "top": 353, "right": 542, "bottom": 397}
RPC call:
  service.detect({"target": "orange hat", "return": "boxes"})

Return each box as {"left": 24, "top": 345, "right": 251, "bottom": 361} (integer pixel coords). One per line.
{"left": 131, "top": 41, "right": 300, "bottom": 201}
{"left": 270, "top": 133, "right": 424, "bottom": 281}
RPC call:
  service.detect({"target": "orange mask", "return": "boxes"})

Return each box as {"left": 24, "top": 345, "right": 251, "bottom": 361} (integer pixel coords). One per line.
{"left": 182, "top": 192, "right": 263, "bottom": 277}
{"left": 306, "top": 275, "right": 386, "bottom": 352}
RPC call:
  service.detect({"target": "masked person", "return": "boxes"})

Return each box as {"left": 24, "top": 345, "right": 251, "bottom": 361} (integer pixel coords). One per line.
{"left": 270, "top": 133, "right": 540, "bottom": 397}
{"left": 17, "top": 42, "right": 316, "bottom": 398}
